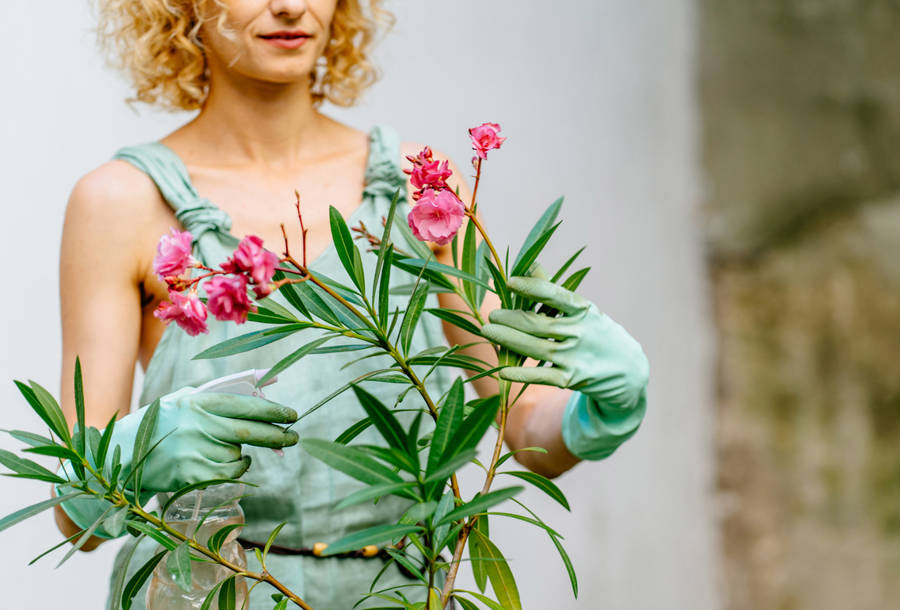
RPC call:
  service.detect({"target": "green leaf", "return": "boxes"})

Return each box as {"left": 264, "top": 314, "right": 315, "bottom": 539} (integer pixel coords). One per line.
{"left": 385, "top": 547, "right": 427, "bottom": 584}
{"left": 454, "top": 589, "right": 506, "bottom": 610}
{"left": 294, "top": 368, "right": 397, "bottom": 423}
{"left": 96, "top": 410, "right": 119, "bottom": 472}
{"left": 200, "top": 577, "right": 228, "bottom": 610}
{"left": 0, "top": 492, "right": 81, "bottom": 534}
{"left": 252, "top": 298, "right": 300, "bottom": 323}
{"left": 407, "top": 353, "right": 491, "bottom": 374}
{"left": 2, "top": 429, "right": 57, "bottom": 448}
{"left": 299, "top": 439, "right": 407, "bottom": 488}
{"left": 321, "top": 523, "right": 423, "bottom": 556}
{"left": 377, "top": 244, "right": 394, "bottom": 330}
{"left": 427, "top": 378, "right": 465, "bottom": 484}
{"left": 470, "top": 528, "right": 522, "bottom": 610}
{"left": 551, "top": 246, "right": 586, "bottom": 283}
{"left": 498, "top": 470, "right": 570, "bottom": 511}
{"left": 335, "top": 480, "right": 420, "bottom": 510}
{"left": 218, "top": 575, "right": 237, "bottom": 610}
{"left": 435, "top": 487, "right": 523, "bottom": 527}
{"left": 104, "top": 506, "right": 130, "bottom": 538}
{"left": 357, "top": 445, "right": 418, "bottom": 474}
{"left": 562, "top": 266, "right": 591, "bottom": 292}
{"left": 160, "top": 479, "right": 245, "bottom": 517}
{"left": 0, "top": 449, "right": 66, "bottom": 484}
{"left": 485, "top": 511, "right": 563, "bottom": 539}
{"left": 295, "top": 281, "right": 341, "bottom": 326}
{"left": 167, "top": 542, "right": 193, "bottom": 593}
{"left": 73, "top": 358, "right": 87, "bottom": 456}
{"left": 393, "top": 257, "right": 494, "bottom": 293}
{"left": 485, "top": 257, "right": 512, "bottom": 309}
{"left": 511, "top": 221, "right": 562, "bottom": 278}
{"left": 192, "top": 324, "right": 310, "bottom": 360}
{"left": 109, "top": 531, "right": 142, "bottom": 610}
{"left": 262, "top": 522, "right": 287, "bottom": 565}
{"left": 208, "top": 523, "right": 242, "bottom": 554}
{"left": 474, "top": 240, "right": 491, "bottom": 309}
{"left": 403, "top": 500, "right": 437, "bottom": 524}
{"left": 272, "top": 270, "right": 311, "bottom": 319}
{"left": 422, "top": 449, "right": 477, "bottom": 487}
{"left": 494, "top": 446, "right": 548, "bottom": 470}
{"left": 399, "top": 280, "right": 430, "bottom": 355}
{"left": 469, "top": 526, "right": 489, "bottom": 593}
{"left": 550, "top": 531, "right": 579, "bottom": 598}
{"left": 372, "top": 189, "right": 400, "bottom": 298}
{"left": 425, "top": 308, "right": 481, "bottom": 336}
{"left": 334, "top": 418, "right": 373, "bottom": 444}
{"left": 122, "top": 549, "right": 167, "bottom": 610}
{"left": 455, "top": 595, "right": 480, "bottom": 610}
{"left": 28, "top": 529, "right": 85, "bottom": 566}
{"left": 330, "top": 205, "right": 366, "bottom": 292}
{"left": 431, "top": 492, "right": 456, "bottom": 555}
{"left": 441, "top": 394, "right": 500, "bottom": 460}
{"left": 256, "top": 335, "right": 333, "bottom": 386}
{"left": 130, "top": 398, "right": 161, "bottom": 496}
{"left": 124, "top": 520, "right": 179, "bottom": 551}
{"left": 513, "top": 196, "right": 563, "bottom": 273}
{"left": 15, "top": 380, "right": 70, "bottom": 445}
{"left": 22, "top": 445, "right": 81, "bottom": 463}
{"left": 462, "top": 217, "right": 478, "bottom": 305}
{"left": 352, "top": 385, "right": 409, "bottom": 456}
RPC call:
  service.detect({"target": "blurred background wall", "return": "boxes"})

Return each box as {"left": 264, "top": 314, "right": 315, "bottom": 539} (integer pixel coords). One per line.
{"left": 0, "top": 0, "right": 766, "bottom": 608}
{"left": 701, "top": 1, "right": 900, "bottom": 609}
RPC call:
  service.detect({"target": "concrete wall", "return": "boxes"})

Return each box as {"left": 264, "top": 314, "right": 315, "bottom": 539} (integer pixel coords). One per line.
{"left": 0, "top": 2, "right": 716, "bottom": 608}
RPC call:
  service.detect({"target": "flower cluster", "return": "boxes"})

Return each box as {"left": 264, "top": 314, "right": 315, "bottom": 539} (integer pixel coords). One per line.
{"left": 152, "top": 232, "right": 279, "bottom": 336}
{"left": 404, "top": 122, "right": 505, "bottom": 246}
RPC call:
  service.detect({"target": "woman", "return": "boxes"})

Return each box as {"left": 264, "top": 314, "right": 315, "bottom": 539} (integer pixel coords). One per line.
{"left": 55, "top": 1, "right": 649, "bottom": 607}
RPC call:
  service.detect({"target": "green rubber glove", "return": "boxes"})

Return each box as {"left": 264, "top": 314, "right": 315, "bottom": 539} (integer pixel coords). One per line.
{"left": 57, "top": 386, "right": 299, "bottom": 538}
{"left": 481, "top": 276, "right": 649, "bottom": 460}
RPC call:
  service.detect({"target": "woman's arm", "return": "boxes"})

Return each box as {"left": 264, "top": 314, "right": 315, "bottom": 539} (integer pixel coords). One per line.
{"left": 54, "top": 161, "right": 163, "bottom": 549}
{"left": 399, "top": 144, "right": 580, "bottom": 479}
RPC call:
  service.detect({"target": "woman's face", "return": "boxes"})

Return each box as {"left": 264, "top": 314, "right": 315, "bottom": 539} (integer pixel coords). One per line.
{"left": 199, "top": 0, "right": 339, "bottom": 85}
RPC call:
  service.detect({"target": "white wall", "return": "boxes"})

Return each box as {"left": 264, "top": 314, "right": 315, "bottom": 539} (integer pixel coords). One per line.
{"left": 0, "top": 1, "right": 718, "bottom": 608}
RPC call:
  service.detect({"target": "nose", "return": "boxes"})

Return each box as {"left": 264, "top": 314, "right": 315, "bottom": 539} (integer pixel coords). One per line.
{"left": 269, "top": 0, "right": 308, "bottom": 19}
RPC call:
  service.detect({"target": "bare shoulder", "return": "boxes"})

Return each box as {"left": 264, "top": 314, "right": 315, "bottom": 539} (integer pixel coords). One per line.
{"left": 63, "top": 160, "right": 175, "bottom": 273}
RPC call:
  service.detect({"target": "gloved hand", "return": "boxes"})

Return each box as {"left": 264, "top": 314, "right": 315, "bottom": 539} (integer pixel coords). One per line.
{"left": 481, "top": 276, "right": 649, "bottom": 460}
{"left": 57, "top": 387, "right": 299, "bottom": 538}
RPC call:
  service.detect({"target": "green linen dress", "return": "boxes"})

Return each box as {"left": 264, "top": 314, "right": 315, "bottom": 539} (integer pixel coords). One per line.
{"left": 106, "top": 125, "right": 454, "bottom": 609}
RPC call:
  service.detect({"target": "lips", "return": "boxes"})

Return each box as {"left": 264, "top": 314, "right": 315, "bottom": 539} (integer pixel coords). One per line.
{"left": 259, "top": 30, "right": 311, "bottom": 50}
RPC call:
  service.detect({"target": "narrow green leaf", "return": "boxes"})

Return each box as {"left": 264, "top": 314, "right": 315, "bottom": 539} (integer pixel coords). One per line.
{"left": 208, "top": 523, "right": 242, "bottom": 555}
{"left": 393, "top": 256, "right": 494, "bottom": 293}
{"left": 22, "top": 445, "right": 81, "bottom": 462}
{"left": 334, "top": 418, "right": 373, "bottom": 444}
{"left": 469, "top": 526, "right": 489, "bottom": 593}
{"left": 218, "top": 575, "right": 237, "bottom": 610}
{"left": 485, "top": 511, "right": 563, "bottom": 539}
{"left": 200, "top": 577, "right": 227, "bottom": 610}
{"left": 15, "top": 380, "right": 70, "bottom": 445}
{"left": 335, "top": 480, "right": 420, "bottom": 510}
{"left": 474, "top": 240, "right": 491, "bottom": 308}
{"left": 272, "top": 270, "right": 311, "bottom": 319}
{"left": 104, "top": 506, "right": 130, "bottom": 538}
{"left": 377, "top": 244, "right": 394, "bottom": 329}
{"left": 0, "top": 449, "right": 66, "bottom": 483}
{"left": 352, "top": 385, "right": 409, "bottom": 456}
{"left": 295, "top": 281, "right": 341, "bottom": 326}
{"left": 372, "top": 189, "right": 400, "bottom": 297}
{"left": 330, "top": 205, "right": 366, "bottom": 292}
{"left": 294, "top": 368, "right": 397, "bottom": 423}
{"left": 109, "top": 531, "right": 142, "bottom": 610}
{"left": 96, "top": 411, "right": 119, "bottom": 471}
{"left": 550, "top": 532, "right": 578, "bottom": 597}
{"left": 499, "top": 470, "right": 570, "bottom": 511}
{"left": 425, "top": 308, "right": 481, "bottom": 336}
{"left": 74, "top": 357, "right": 86, "bottom": 456}
{"left": 494, "top": 446, "right": 548, "bottom": 470}
{"left": 399, "top": 280, "right": 430, "bottom": 356}
{"left": 426, "top": 377, "right": 464, "bottom": 478}
{"left": 299, "top": 438, "right": 405, "bottom": 487}
{"left": 454, "top": 589, "right": 506, "bottom": 610}
{"left": 192, "top": 324, "right": 310, "bottom": 360}
{"left": 431, "top": 492, "right": 455, "bottom": 554}
{"left": 357, "top": 445, "right": 419, "bottom": 474}
{"left": 462, "top": 217, "right": 478, "bottom": 305}
{"left": 3, "top": 429, "right": 56, "bottom": 448}
{"left": 385, "top": 548, "right": 427, "bottom": 584}
{"left": 551, "top": 246, "right": 586, "bottom": 283}
{"left": 408, "top": 353, "right": 492, "bottom": 374}
{"left": 131, "top": 398, "right": 161, "bottom": 496}
{"left": 161, "top": 479, "right": 245, "bottom": 517}
{"left": 435, "top": 487, "right": 523, "bottom": 527}
{"left": 470, "top": 528, "right": 522, "bottom": 610}
{"left": 256, "top": 335, "right": 332, "bottom": 387}
{"left": 253, "top": 297, "right": 299, "bottom": 322}
{"left": 441, "top": 394, "right": 500, "bottom": 460}
{"left": 122, "top": 550, "right": 167, "bottom": 610}
{"left": 28, "top": 528, "right": 85, "bottom": 566}
{"left": 485, "top": 257, "right": 512, "bottom": 308}
{"left": 0, "top": 492, "right": 81, "bottom": 534}
{"left": 167, "top": 542, "right": 193, "bottom": 593}
{"left": 259, "top": 522, "right": 287, "bottom": 566}
{"left": 511, "top": 221, "right": 562, "bottom": 278}
{"left": 513, "top": 196, "right": 564, "bottom": 272}
{"left": 455, "top": 595, "right": 480, "bottom": 610}
{"left": 321, "top": 523, "right": 423, "bottom": 556}
{"left": 423, "top": 449, "right": 477, "bottom": 487}
{"left": 562, "top": 266, "right": 591, "bottom": 292}
{"left": 124, "top": 520, "right": 178, "bottom": 551}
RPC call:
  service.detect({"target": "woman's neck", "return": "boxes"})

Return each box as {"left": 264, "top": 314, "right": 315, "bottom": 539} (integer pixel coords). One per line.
{"left": 177, "top": 70, "right": 331, "bottom": 169}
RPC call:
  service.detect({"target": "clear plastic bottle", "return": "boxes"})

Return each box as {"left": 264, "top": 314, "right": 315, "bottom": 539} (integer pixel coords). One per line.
{"left": 146, "top": 483, "right": 249, "bottom": 609}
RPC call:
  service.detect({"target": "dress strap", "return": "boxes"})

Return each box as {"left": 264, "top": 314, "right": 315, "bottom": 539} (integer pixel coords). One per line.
{"left": 363, "top": 125, "right": 408, "bottom": 202}
{"left": 113, "top": 143, "right": 233, "bottom": 244}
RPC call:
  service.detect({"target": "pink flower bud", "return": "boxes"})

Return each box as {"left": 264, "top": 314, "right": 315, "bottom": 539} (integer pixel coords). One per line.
{"left": 409, "top": 159, "right": 453, "bottom": 191}
{"left": 407, "top": 188, "right": 466, "bottom": 246}
{"left": 204, "top": 274, "right": 256, "bottom": 324}
{"left": 154, "top": 290, "right": 208, "bottom": 336}
{"left": 153, "top": 229, "right": 196, "bottom": 280}
{"left": 222, "top": 236, "right": 280, "bottom": 288}
{"left": 468, "top": 122, "right": 506, "bottom": 160}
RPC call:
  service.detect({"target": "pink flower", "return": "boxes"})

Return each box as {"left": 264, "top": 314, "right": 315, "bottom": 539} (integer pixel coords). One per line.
{"left": 222, "top": 235, "right": 279, "bottom": 289}
{"left": 468, "top": 122, "right": 506, "bottom": 160}
{"left": 204, "top": 274, "right": 256, "bottom": 324}
{"left": 405, "top": 146, "right": 434, "bottom": 168}
{"left": 154, "top": 229, "right": 196, "bottom": 279}
{"left": 154, "top": 290, "right": 208, "bottom": 336}
{"left": 407, "top": 188, "right": 466, "bottom": 245}
{"left": 409, "top": 159, "right": 452, "bottom": 191}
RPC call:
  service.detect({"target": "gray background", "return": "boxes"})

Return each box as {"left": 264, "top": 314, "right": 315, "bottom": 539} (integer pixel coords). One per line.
{"left": 0, "top": 1, "right": 717, "bottom": 608}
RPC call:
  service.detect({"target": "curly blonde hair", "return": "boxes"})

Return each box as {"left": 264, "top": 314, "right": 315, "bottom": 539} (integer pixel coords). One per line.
{"left": 95, "top": 0, "right": 393, "bottom": 111}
